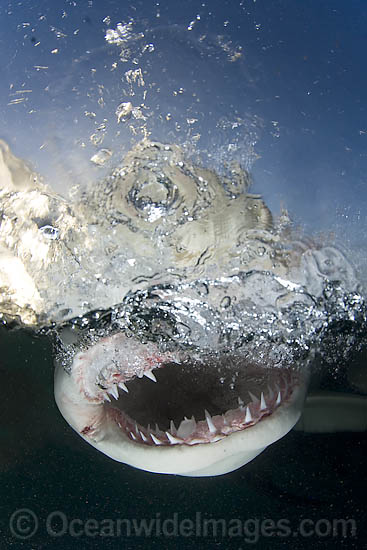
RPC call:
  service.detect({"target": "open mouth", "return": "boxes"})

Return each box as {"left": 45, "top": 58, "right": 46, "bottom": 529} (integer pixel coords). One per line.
{"left": 72, "top": 333, "right": 299, "bottom": 447}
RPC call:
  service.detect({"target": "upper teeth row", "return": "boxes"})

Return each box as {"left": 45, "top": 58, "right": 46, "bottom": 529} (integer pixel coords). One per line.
{"left": 104, "top": 367, "right": 283, "bottom": 414}
{"left": 104, "top": 368, "right": 157, "bottom": 401}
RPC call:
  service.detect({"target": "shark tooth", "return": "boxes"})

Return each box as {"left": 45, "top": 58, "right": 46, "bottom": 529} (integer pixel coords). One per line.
{"left": 248, "top": 391, "right": 259, "bottom": 403}
{"left": 276, "top": 391, "right": 282, "bottom": 405}
{"left": 260, "top": 392, "right": 267, "bottom": 411}
{"left": 245, "top": 406, "right": 253, "bottom": 423}
{"left": 205, "top": 409, "right": 216, "bottom": 434}
{"left": 129, "top": 431, "right": 137, "bottom": 441}
{"left": 165, "top": 431, "right": 182, "bottom": 444}
{"left": 118, "top": 381, "right": 129, "bottom": 393}
{"left": 150, "top": 433, "right": 163, "bottom": 445}
{"left": 108, "top": 385, "right": 119, "bottom": 400}
{"left": 238, "top": 397, "right": 244, "bottom": 407}
{"left": 139, "top": 430, "right": 148, "bottom": 442}
{"left": 170, "top": 420, "right": 177, "bottom": 435}
{"left": 144, "top": 369, "right": 157, "bottom": 382}
{"left": 154, "top": 423, "right": 162, "bottom": 435}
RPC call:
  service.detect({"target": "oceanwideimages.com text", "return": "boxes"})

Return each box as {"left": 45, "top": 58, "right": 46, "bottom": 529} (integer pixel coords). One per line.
{"left": 9, "top": 509, "right": 357, "bottom": 543}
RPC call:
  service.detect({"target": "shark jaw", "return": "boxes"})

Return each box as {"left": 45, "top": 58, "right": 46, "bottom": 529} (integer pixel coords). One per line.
{"left": 54, "top": 333, "right": 309, "bottom": 477}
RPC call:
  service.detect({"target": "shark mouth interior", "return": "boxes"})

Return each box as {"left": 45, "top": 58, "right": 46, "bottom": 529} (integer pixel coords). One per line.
{"left": 83, "top": 344, "right": 299, "bottom": 447}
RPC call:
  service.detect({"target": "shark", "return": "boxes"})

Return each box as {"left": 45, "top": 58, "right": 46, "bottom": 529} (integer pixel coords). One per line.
{"left": 54, "top": 328, "right": 367, "bottom": 477}
{"left": 0, "top": 139, "right": 366, "bottom": 477}
{"left": 54, "top": 332, "right": 310, "bottom": 477}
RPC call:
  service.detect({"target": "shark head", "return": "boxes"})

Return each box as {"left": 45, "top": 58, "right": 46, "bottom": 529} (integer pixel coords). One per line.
{"left": 54, "top": 332, "right": 309, "bottom": 477}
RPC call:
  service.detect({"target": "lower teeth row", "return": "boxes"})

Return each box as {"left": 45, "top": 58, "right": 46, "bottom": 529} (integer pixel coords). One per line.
{"left": 114, "top": 386, "right": 285, "bottom": 446}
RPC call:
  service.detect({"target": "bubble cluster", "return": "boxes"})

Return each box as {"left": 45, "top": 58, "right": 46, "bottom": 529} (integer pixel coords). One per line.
{"left": 0, "top": 138, "right": 366, "bottom": 375}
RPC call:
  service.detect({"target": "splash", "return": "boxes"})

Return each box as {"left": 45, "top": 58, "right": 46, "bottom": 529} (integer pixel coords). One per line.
{"left": 0, "top": 138, "right": 364, "bottom": 348}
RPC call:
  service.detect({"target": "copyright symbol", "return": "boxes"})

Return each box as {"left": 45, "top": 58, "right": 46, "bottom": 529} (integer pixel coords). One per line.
{"left": 9, "top": 508, "right": 38, "bottom": 540}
